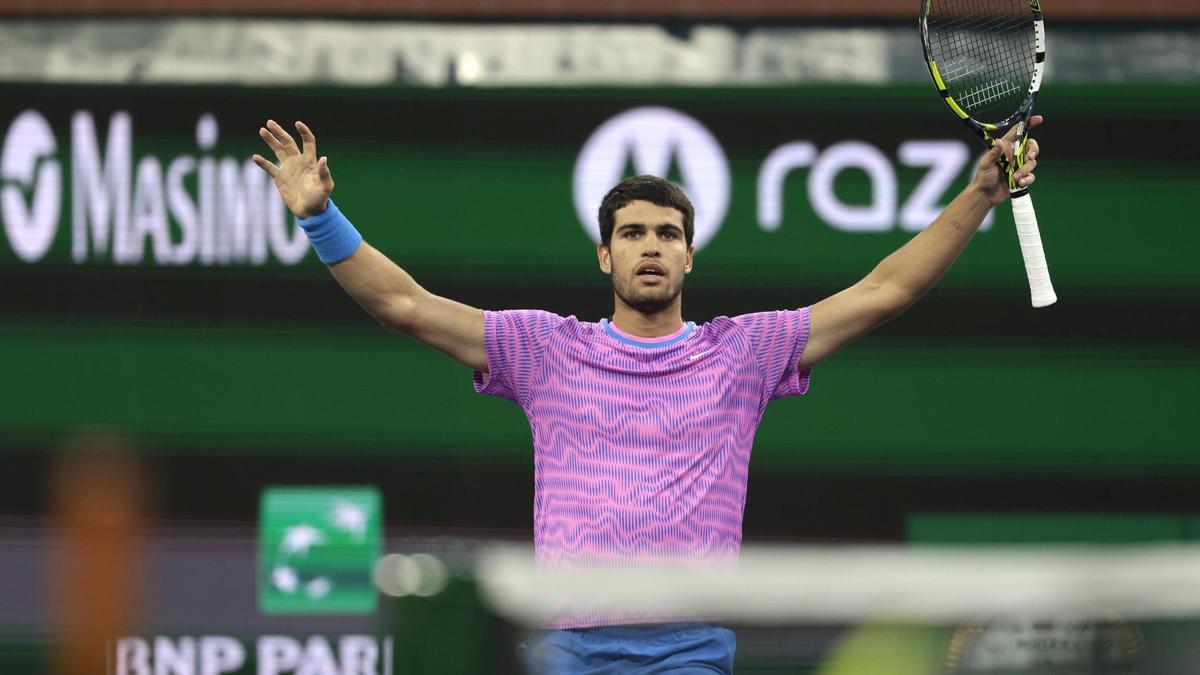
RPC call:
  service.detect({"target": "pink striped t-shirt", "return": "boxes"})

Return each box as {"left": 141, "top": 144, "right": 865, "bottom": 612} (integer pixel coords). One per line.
{"left": 473, "top": 308, "right": 812, "bottom": 625}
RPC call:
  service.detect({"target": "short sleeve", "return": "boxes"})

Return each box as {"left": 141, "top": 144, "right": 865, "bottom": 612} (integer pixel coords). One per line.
{"left": 732, "top": 306, "right": 813, "bottom": 401}
{"left": 472, "top": 309, "right": 565, "bottom": 405}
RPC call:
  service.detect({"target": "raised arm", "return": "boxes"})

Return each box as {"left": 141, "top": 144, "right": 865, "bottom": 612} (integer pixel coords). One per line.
{"left": 253, "top": 120, "right": 487, "bottom": 372}
{"left": 798, "top": 117, "right": 1042, "bottom": 369}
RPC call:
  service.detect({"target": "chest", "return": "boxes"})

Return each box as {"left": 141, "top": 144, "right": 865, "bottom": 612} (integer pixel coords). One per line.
{"left": 528, "top": 338, "right": 764, "bottom": 433}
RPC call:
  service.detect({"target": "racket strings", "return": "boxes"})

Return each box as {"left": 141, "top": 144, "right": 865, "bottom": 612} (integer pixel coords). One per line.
{"left": 926, "top": 0, "right": 1036, "bottom": 123}
{"left": 959, "top": 79, "right": 1023, "bottom": 112}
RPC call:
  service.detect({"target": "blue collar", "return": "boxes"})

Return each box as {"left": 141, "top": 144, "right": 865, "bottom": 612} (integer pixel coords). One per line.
{"left": 601, "top": 319, "right": 695, "bottom": 349}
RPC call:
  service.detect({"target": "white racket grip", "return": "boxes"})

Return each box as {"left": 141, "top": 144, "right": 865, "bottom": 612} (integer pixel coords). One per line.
{"left": 1011, "top": 192, "right": 1057, "bottom": 307}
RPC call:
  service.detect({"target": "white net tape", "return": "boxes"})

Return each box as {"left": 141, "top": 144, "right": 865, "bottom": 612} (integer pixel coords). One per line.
{"left": 475, "top": 543, "right": 1200, "bottom": 627}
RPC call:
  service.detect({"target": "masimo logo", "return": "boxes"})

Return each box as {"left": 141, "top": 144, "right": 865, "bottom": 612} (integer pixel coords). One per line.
{"left": 574, "top": 107, "right": 993, "bottom": 246}
{"left": 573, "top": 107, "right": 731, "bottom": 251}
{"left": 0, "top": 109, "right": 307, "bottom": 266}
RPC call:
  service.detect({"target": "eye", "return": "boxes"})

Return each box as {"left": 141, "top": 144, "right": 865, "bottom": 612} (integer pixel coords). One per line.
{"left": 661, "top": 231, "right": 677, "bottom": 240}
{"left": 623, "top": 230, "right": 640, "bottom": 239}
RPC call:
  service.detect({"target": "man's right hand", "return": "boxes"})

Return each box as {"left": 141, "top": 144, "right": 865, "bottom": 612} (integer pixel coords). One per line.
{"left": 252, "top": 120, "right": 334, "bottom": 220}
{"left": 252, "top": 119, "right": 488, "bottom": 372}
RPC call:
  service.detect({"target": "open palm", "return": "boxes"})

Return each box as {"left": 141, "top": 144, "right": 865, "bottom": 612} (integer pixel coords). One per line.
{"left": 252, "top": 120, "right": 333, "bottom": 220}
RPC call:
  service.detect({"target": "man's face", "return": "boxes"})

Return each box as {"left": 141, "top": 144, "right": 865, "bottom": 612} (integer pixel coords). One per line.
{"left": 597, "top": 200, "right": 694, "bottom": 314}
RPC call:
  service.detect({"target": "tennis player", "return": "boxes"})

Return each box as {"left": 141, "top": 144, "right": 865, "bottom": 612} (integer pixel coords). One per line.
{"left": 254, "top": 117, "right": 1041, "bottom": 674}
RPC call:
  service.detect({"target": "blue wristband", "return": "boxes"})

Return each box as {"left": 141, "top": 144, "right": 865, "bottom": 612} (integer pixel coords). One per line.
{"left": 296, "top": 199, "right": 363, "bottom": 264}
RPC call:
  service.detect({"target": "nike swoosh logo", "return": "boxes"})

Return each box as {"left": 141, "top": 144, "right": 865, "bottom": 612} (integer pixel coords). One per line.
{"left": 688, "top": 349, "right": 715, "bottom": 361}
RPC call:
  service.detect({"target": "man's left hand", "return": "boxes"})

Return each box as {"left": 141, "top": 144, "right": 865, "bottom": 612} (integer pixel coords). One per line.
{"left": 973, "top": 114, "right": 1043, "bottom": 206}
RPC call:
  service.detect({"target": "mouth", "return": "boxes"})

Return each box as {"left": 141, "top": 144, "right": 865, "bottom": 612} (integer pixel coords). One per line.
{"left": 635, "top": 263, "right": 667, "bottom": 283}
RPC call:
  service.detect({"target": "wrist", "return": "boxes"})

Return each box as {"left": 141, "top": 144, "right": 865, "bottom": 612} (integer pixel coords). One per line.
{"left": 965, "top": 183, "right": 1000, "bottom": 209}
{"left": 297, "top": 199, "right": 363, "bottom": 264}
{"left": 296, "top": 198, "right": 329, "bottom": 221}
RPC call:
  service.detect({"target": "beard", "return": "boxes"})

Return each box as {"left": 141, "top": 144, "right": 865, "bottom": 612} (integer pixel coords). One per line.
{"left": 611, "top": 271, "right": 684, "bottom": 315}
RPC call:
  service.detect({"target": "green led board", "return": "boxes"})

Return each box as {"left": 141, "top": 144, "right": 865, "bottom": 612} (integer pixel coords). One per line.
{"left": 1, "top": 84, "right": 1196, "bottom": 475}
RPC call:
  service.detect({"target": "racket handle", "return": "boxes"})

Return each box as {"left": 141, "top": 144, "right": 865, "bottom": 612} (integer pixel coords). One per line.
{"left": 1010, "top": 192, "right": 1057, "bottom": 307}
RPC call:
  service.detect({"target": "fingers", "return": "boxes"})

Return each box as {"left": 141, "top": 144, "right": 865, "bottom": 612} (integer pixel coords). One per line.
{"left": 977, "top": 141, "right": 1002, "bottom": 172}
{"left": 264, "top": 119, "right": 301, "bottom": 158}
{"left": 258, "top": 126, "right": 284, "bottom": 156}
{"left": 998, "top": 115, "right": 1044, "bottom": 148}
{"left": 251, "top": 154, "right": 279, "bottom": 178}
{"left": 318, "top": 156, "right": 335, "bottom": 191}
{"left": 1013, "top": 138, "right": 1039, "bottom": 187}
{"left": 296, "top": 121, "right": 317, "bottom": 158}
{"left": 1013, "top": 167, "right": 1036, "bottom": 187}
{"left": 987, "top": 138, "right": 1007, "bottom": 163}
{"left": 1000, "top": 122, "right": 1021, "bottom": 144}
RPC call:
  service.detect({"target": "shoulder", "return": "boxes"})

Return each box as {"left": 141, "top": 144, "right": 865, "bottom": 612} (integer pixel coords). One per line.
{"left": 690, "top": 316, "right": 752, "bottom": 356}
{"left": 491, "top": 311, "right": 596, "bottom": 340}
{"left": 726, "top": 308, "right": 811, "bottom": 335}
{"left": 559, "top": 316, "right": 612, "bottom": 346}
{"left": 483, "top": 309, "right": 570, "bottom": 332}
{"left": 481, "top": 311, "right": 575, "bottom": 353}
{"left": 484, "top": 308, "right": 566, "bottom": 323}
{"left": 702, "top": 315, "right": 743, "bottom": 339}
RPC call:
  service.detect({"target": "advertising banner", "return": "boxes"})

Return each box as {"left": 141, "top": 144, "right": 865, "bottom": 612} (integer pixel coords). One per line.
{"left": 1, "top": 84, "right": 1196, "bottom": 474}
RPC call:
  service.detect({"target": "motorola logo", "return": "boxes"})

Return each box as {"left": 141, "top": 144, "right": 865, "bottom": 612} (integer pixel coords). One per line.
{"left": 572, "top": 107, "right": 731, "bottom": 251}
{"left": 573, "top": 106, "right": 992, "bottom": 249}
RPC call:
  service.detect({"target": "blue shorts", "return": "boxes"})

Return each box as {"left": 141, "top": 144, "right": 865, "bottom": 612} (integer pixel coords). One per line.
{"left": 519, "top": 623, "right": 736, "bottom": 674}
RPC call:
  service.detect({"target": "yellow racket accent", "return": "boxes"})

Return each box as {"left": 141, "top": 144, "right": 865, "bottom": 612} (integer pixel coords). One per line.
{"left": 930, "top": 63, "right": 971, "bottom": 119}
{"left": 945, "top": 96, "right": 969, "bottom": 120}
{"left": 930, "top": 60, "right": 948, "bottom": 90}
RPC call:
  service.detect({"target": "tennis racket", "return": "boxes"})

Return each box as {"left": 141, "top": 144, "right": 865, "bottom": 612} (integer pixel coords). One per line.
{"left": 920, "top": 0, "right": 1056, "bottom": 307}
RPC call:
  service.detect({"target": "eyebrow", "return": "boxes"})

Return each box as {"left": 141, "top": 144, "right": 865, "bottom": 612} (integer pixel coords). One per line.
{"left": 617, "top": 223, "right": 683, "bottom": 233}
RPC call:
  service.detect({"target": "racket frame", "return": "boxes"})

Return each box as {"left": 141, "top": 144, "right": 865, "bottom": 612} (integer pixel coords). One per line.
{"left": 919, "top": 0, "right": 1055, "bottom": 306}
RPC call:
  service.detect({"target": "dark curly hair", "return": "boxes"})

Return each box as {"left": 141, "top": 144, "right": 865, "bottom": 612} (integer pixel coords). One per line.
{"left": 597, "top": 175, "right": 694, "bottom": 247}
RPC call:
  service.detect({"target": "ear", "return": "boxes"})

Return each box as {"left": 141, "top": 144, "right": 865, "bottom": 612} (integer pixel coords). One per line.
{"left": 684, "top": 245, "right": 694, "bottom": 274}
{"left": 597, "top": 243, "right": 611, "bottom": 274}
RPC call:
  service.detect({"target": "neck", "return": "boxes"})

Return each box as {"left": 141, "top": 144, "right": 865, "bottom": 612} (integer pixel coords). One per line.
{"left": 610, "top": 293, "right": 685, "bottom": 338}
